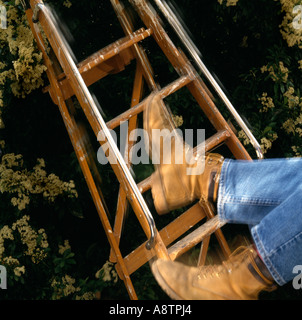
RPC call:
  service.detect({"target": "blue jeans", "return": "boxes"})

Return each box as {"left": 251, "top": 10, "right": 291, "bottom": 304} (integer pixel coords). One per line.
{"left": 217, "top": 158, "right": 302, "bottom": 286}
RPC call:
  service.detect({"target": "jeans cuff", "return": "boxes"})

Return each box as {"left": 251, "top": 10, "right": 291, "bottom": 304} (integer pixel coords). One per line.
{"left": 217, "top": 159, "right": 231, "bottom": 223}
{"left": 251, "top": 225, "right": 285, "bottom": 286}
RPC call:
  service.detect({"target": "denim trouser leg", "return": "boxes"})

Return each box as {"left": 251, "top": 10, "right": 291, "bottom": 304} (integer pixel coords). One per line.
{"left": 217, "top": 158, "right": 302, "bottom": 286}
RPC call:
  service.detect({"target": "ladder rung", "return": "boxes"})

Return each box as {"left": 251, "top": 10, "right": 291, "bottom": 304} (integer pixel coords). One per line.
{"left": 44, "top": 55, "right": 134, "bottom": 101}
{"left": 168, "top": 215, "right": 226, "bottom": 261}
{"left": 137, "top": 176, "right": 151, "bottom": 193}
{"left": 44, "top": 28, "right": 152, "bottom": 100}
{"left": 77, "top": 27, "right": 153, "bottom": 72}
{"left": 122, "top": 202, "right": 206, "bottom": 275}
{"left": 197, "top": 129, "right": 231, "bottom": 154}
{"left": 106, "top": 74, "right": 192, "bottom": 129}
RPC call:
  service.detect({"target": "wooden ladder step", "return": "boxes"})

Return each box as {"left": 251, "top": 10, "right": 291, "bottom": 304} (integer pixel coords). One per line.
{"left": 168, "top": 215, "right": 226, "bottom": 261}
{"left": 121, "top": 202, "right": 206, "bottom": 275}
{"left": 120, "top": 207, "right": 226, "bottom": 276}
{"left": 77, "top": 27, "right": 153, "bottom": 72}
{"left": 44, "top": 27, "right": 153, "bottom": 101}
{"left": 106, "top": 74, "right": 192, "bottom": 129}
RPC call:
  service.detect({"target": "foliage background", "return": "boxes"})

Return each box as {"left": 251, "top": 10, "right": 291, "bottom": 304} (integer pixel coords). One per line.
{"left": 0, "top": 0, "right": 302, "bottom": 300}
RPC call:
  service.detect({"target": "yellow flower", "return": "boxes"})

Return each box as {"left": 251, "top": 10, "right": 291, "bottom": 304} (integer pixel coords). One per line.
{"left": 237, "top": 130, "right": 250, "bottom": 145}
{"left": 96, "top": 261, "right": 118, "bottom": 283}
{"left": 0, "top": 153, "right": 78, "bottom": 210}
{"left": 58, "top": 240, "right": 71, "bottom": 255}
{"left": 260, "top": 133, "right": 278, "bottom": 154}
{"left": 279, "top": 0, "right": 302, "bottom": 48}
{"left": 282, "top": 118, "right": 296, "bottom": 134}
{"left": 0, "top": 225, "right": 14, "bottom": 259}
{"left": 0, "top": 2, "right": 47, "bottom": 125}
{"left": 75, "top": 292, "right": 95, "bottom": 300}
{"left": 14, "top": 266, "right": 25, "bottom": 277}
{"left": 172, "top": 114, "right": 184, "bottom": 127}
{"left": 3, "top": 256, "right": 20, "bottom": 265}
{"left": 292, "top": 145, "right": 301, "bottom": 157}
{"left": 62, "top": 275, "right": 80, "bottom": 296}
{"left": 218, "top": 0, "right": 239, "bottom": 6}
{"left": 51, "top": 275, "right": 81, "bottom": 299}
{"left": 63, "top": 0, "right": 72, "bottom": 8}
{"left": 11, "top": 215, "right": 48, "bottom": 263}
{"left": 261, "top": 62, "right": 289, "bottom": 83}
{"left": 283, "top": 86, "right": 300, "bottom": 108}
{"left": 259, "top": 93, "right": 275, "bottom": 112}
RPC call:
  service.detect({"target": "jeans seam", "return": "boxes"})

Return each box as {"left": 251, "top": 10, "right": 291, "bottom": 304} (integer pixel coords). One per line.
{"left": 265, "top": 229, "right": 302, "bottom": 263}
{"left": 217, "top": 159, "right": 230, "bottom": 222}
{"left": 251, "top": 226, "right": 286, "bottom": 286}
{"left": 222, "top": 198, "right": 282, "bottom": 206}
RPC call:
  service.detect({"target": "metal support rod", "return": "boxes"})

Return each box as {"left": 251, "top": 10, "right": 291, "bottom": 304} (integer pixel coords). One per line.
{"left": 153, "top": 0, "right": 263, "bottom": 159}
{"left": 32, "top": 3, "right": 157, "bottom": 249}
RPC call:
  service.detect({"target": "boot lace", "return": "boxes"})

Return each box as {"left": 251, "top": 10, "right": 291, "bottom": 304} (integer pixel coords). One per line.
{"left": 197, "top": 246, "right": 254, "bottom": 280}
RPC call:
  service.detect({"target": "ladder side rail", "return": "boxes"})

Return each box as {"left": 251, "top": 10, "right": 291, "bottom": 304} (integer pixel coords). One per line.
{"left": 153, "top": 0, "right": 263, "bottom": 159}
{"left": 29, "top": 1, "right": 163, "bottom": 254}
{"left": 24, "top": 5, "right": 139, "bottom": 299}
{"left": 129, "top": 0, "right": 252, "bottom": 160}
{"left": 109, "top": 62, "right": 145, "bottom": 263}
{"left": 179, "top": 51, "right": 252, "bottom": 160}
{"left": 110, "top": 0, "right": 157, "bottom": 90}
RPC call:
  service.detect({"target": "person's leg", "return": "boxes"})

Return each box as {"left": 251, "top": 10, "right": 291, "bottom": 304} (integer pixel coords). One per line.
{"left": 218, "top": 157, "right": 302, "bottom": 285}
{"left": 145, "top": 95, "right": 302, "bottom": 298}
{"left": 144, "top": 93, "right": 224, "bottom": 214}
{"left": 251, "top": 188, "right": 302, "bottom": 285}
{"left": 218, "top": 157, "right": 302, "bottom": 225}
{"left": 151, "top": 157, "right": 302, "bottom": 299}
{"left": 151, "top": 245, "right": 276, "bottom": 300}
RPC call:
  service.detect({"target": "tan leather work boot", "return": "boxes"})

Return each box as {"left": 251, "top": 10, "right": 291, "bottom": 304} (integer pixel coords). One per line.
{"left": 144, "top": 93, "right": 224, "bottom": 215}
{"left": 151, "top": 246, "right": 276, "bottom": 300}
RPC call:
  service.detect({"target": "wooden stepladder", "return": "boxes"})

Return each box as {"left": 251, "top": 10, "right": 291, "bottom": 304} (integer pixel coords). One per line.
{"left": 23, "top": 0, "right": 262, "bottom": 299}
